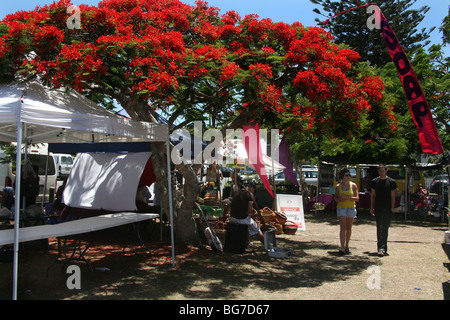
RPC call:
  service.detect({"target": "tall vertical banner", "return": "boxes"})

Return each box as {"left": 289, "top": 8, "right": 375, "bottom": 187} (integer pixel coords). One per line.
{"left": 378, "top": 11, "right": 444, "bottom": 154}
{"left": 276, "top": 137, "right": 299, "bottom": 186}
{"left": 324, "top": 3, "right": 444, "bottom": 154}
{"left": 242, "top": 123, "right": 274, "bottom": 197}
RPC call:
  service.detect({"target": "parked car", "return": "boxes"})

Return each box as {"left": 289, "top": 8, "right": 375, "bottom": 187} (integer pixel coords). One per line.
{"left": 241, "top": 167, "right": 256, "bottom": 175}
{"left": 274, "top": 166, "right": 318, "bottom": 188}
{"left": 429, "top": 174, "right": 449, "bottom": 192}
{"left": 303, "top": 167, "right": 318, "bottom": 188}
{"left": 429, "top": 174, "right": 449, "bottom": 205}
{"left": 53, "top": 153, "right": 74, "bottom": 178}
{"left": 219, "top": 167, "right": 234, "bottom": 177}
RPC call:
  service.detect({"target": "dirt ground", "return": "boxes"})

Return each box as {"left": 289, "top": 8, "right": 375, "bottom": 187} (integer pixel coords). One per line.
{"left": 1, "top": 210, "right": 449, "bottom": 300}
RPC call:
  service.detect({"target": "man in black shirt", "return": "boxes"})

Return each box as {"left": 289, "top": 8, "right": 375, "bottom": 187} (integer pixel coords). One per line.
{"left": 370, "top": 164, "right": 397, "bottom": 257}
{"left": 230, "top": 183, "right": 264, "bottom": 244}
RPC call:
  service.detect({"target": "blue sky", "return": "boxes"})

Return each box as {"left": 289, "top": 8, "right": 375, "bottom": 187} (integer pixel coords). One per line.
{"left": 1, "top": 0, "right": 448, "bottom": 57}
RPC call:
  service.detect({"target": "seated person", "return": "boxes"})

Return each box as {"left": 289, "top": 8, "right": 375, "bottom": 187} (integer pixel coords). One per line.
{"left": 18, "top": 162, "right": 39, "bottom": 209}
{"left": 149, "top": 182, "right": 160, "bottom": 208}
{"left": 437, "top": 194, "right": 445, "bottom": 218}
{"left": 49, "top": 178, "right": 78, "bottom": 222}
{"left": 229, "top": 183, "right": 264, "bottom": 245}
{"left": 54, "top": 177, "right": 68, "bottom": 212}
{"left": 414, "top": 184, "right": 427, "bottom": 198}
{"left": 0, "top": 176, "right": 14, "bottom": 210}
{"left": 414, "top": 183, "right": 428, "bottom": 216}
{"left": 135, "top": 184, "right": 159, "bottom": 213}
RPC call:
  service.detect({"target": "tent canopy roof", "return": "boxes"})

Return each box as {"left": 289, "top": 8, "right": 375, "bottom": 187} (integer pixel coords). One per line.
{"left": 0, "top": 81, "right": 168, "bottom": 144}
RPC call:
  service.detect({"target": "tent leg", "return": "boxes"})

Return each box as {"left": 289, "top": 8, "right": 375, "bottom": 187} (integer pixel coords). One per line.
{"left": 166, "top": 139, "right": 175, "bottom": 267}
{"left": 41, "top": 149, "right": 50, "bottom": 209}
{"left": 12, "top": 121, "right": 23, "bottom": 300}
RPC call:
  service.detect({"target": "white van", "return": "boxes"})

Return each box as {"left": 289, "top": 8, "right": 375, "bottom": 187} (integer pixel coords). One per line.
{"left": 274, "top": 166, "right": 318, "bottom": 188}
{"left": 302, "top": 166, "right": 319, "bottom": 188}
{"left": 53, "top": 153, "right": 74, "bottom": 178}
{"left": 0, "top": 144, "right": 57, "bottom": 203}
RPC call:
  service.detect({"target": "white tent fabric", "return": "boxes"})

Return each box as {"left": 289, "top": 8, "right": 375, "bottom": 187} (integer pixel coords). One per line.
{"left": 64, "top": 152, "right": 152, "bottom": 211}
{"left": 0, "top": 81, "right": 167, "bottom": 143}
{"left": 0, "top": 80, "right": 174, "bottom": 300}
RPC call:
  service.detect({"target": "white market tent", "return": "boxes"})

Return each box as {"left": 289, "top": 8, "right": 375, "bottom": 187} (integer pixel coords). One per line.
{"left": 0, "top": 80, "right": 175, "bottom": 299}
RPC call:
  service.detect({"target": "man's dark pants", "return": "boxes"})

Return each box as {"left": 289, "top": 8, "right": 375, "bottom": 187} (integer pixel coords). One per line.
{"left": 374, "top": 209, "right": 392, "bottom": 253}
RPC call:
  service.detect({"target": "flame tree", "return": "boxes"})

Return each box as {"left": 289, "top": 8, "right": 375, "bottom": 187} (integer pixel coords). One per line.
{"left": 0, "top": 0, "right": 396, "bottom": 243}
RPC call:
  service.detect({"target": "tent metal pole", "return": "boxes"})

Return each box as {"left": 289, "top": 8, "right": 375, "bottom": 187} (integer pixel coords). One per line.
{"left": 404, "top": 167, "right": 407, "bottom": 221}
{"left": 41, "top": 148, "right": 50, "bottom": 209}
{"left": 446, "top": 163, "right": 450, "bottom": 224}
{"left": 166, "top": 138, "right": 175, "bottom": 267}
{"left": 12, "top": 120, "right": 23, "bottom": 300}
{"left": 22, "top": 125, "right": 28, "bottom": 210}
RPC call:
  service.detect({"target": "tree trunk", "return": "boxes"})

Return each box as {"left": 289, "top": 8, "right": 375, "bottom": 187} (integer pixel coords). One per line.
{"left": 151, "top": 141, "right": 201, "bottom": 246}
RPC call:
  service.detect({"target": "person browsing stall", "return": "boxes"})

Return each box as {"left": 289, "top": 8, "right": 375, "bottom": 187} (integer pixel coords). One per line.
{"left": 334, "top": 168, "right": 359, "bottom": 255}
{"left": 229, "top": 183, "right": 264, "bottom": 245}
{"left": 414, "top": 183, "right": 428, "bottom": 217}
{"left": 17, "top": 161, "right": 39, "bottom": 209}
{"left": 0, "top": 176, "right": 14, "bottom": 210}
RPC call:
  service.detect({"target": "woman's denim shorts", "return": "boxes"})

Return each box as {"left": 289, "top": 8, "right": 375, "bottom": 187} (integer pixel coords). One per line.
{"left": 337, "top": 207, "right": 357, "bottom": 218}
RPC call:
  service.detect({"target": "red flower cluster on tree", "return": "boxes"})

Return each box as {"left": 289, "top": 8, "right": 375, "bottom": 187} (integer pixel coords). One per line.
{"left": 220, "top": 62, "right": 239, "bottom": 84}
{"left": 0, "top": 0, "right": 396, "bottom": 138}
{"left": 249, "top": 63, "right": 273, "bottom": 81}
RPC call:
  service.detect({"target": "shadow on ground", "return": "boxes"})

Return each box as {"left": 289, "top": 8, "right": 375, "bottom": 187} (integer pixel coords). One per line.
{"left": 1, "top": 229, "right": 374, "bottom": 299}
{"left": 1, "top": 210, "right": 447, "bottom": 300}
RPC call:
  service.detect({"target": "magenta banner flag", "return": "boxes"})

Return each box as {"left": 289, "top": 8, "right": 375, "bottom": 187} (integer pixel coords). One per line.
{"left": 379, "top": 12, "right": 444, "bottom": 154}
{"left": 277, "top": 137, "right": 299, "bottom": 186}
{"left": 242, "top": 123, "right": 274, "bottom": 198}
{"left": 324, "top": 3, "right": 444, "bottom": 154}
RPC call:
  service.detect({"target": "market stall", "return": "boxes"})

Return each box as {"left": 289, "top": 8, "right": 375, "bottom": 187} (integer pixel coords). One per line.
{"left": 0, "top": 80, "right": 174, "bottom": 299}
